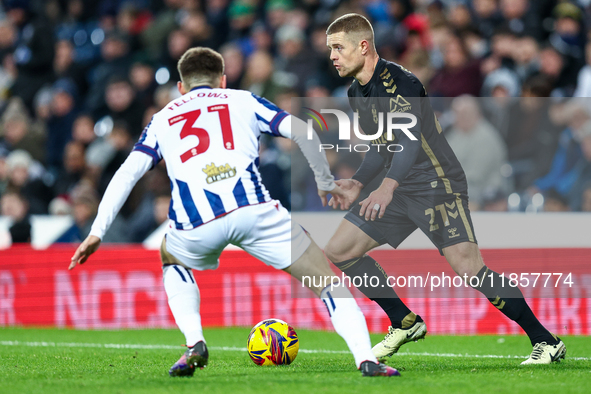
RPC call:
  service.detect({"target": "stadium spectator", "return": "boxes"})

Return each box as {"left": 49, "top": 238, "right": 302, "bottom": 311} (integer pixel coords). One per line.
{"left": 499, "top": 0, "right": 542, "bottom": 40}
{"left": 115, "top": 2, "right": 152, "bottom": 53}
{"left": 129, "top": 59, "right": 157, "bottom": 109}
{"left": 0, "top": 190, "right": 30, "bottom": 243}
{"left": 428, "top": 32, "right": 482, "bottom": 97}
{"left": 513, "top": 35, "right": 540, "bottom": 82}
{"left": 48, "top": 195, "right": 72, "bottom": 216}
{"left": 480, "top": 69, "right": 520, "bottom": 140}
{"left": 549, "top": 2, "right": 585, "bottom": 63}
{"left": 309, "top": 23, "right": 344, "bottom": 92}
{"left": 445, "top": 96, "right": 510, "bottom": 209}
{"left": 5, "top": 0, "right": 55, "bottom": 113}
{"left": 538, "top": 44, "right": 581, "bottom": 97}
{"left": 0, "top": 98, "right": 45, "bottom": 163}
{"left": 241, "top": 50, "right": 284, "bottom": 103}
{"left": 99, "top": 76, "right": 144, "bottom": 139}
{"left": 505, "top": 75, "right": 561, "bottom": 191}
{"left": 55, "top": 181, "right": 128, "bottom": 243}
{"left": 567, "top": 121, "right": 591, "bottom": 210}
{"left": 153, "top": 82, "right": 178, "bottom": 110}
{"left": 219, "top": 43, "right": 244, "bottom": 89}
{"left": 160, "top": 29, "right": 193, "bottom": 83}
{"left": 480, "top": 28, "right": 517, "bottom": 77}
{"left": 265, "top": 0, "right": 294, "bottom": 31}
{"left": 181, "top": 10, "right": 215, "bottom": 49}
{"left": 0, "top": 147, "right": 8, "bottom": 195}
{"left": 128, "top": 192, "right": 171, "bottom": 243}
{"left": 53, "top": 39, "right": 89, "bottom": 98}
{"left": 204, "top": 0, "right": 230, "bottom": 50}
{"left": 258, "top": 136, "right": 290, "bottom": 210}
{"left": 533, "top": 102, "right": 589, "bottom": 199}
{"left": 54, "top": 0, "right": 102, "bottom": 65}
{"left": 52, "top": 140, "right": 86, "bottom": 198}
{"left": 96, "top": 120, "right": 134, "bottom": 196}
{"left": 71, "top": 113, "right": 97, "bottom": 148}
{"left": 126, "top": 163, "right": 169, "bottom": 242}
{"left": 473, "top": 0, "right": 503, "bottom": 40}
{"left": 85, "top": 29, "right": 132, "bottom": 113}
{"left": 5, "top": 149, "right": 51, "bottom": 214}
{"left": 140, "top": 0, "right": 184, "bottom": 59}
{"left": 481, "top": 67, "right": 521, "bottom": 98}
{"left": 0, "top": 18, "right": 16, "bottom": 63}
{"left": 459, "top": 27, "right": 487, "bottom": 61}
{"left": 227, "top": 0, "right": 257, "bottom": 42}
{"left": 32, "top": 87, "right": 52, "bottom": 124}
{"left": 274, "top": 24, "right": 319, "bottom": 95}
{"left": 46, "top": 78, "right": 79, "bottom": 172}
{"left": 0, "top": 18, "right": 16, "bottom": 107}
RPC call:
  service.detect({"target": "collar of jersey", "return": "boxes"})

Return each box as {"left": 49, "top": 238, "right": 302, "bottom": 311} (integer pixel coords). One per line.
{"left": 190, "top": 86, "right": 212, "bottom": 91}
{"left": 359, "top": 58, "right": 385, "bottom": 96}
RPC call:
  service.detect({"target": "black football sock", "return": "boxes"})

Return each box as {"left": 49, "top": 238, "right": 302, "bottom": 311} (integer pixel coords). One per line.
{"left": 472, "top": 266, "right": 557, "bottom": 346}
{"left": 333, "top": 255, "right": 421, "bottom": 329}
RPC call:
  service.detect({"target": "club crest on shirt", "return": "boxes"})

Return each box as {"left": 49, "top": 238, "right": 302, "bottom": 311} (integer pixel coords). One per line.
{"left": 202, "top": 162, "right": 237, "bottom": 184}
{"left": 390, "top": 95, "right": 412, "bottom": 113}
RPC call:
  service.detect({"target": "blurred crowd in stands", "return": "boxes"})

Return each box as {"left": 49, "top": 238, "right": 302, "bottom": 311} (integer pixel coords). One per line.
{"left": 0, "top": 0, "right": 591, "bottom": 244}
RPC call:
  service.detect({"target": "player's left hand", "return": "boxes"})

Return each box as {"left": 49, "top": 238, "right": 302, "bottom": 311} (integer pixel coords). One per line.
{"left": 69, "top": 235, "right": 101, "bottom": 270}
{"left": 359, "top": 179, "right": 399, "bottom": 221}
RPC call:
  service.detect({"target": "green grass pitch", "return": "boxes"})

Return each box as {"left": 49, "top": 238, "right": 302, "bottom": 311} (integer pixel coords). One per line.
{"left": 0, "top": 327, "right": 589, "bottom": 394}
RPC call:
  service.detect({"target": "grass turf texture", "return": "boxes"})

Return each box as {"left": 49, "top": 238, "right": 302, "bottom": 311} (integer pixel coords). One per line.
{"left": 0, "top": 327, "right": 589, "bottom": 394}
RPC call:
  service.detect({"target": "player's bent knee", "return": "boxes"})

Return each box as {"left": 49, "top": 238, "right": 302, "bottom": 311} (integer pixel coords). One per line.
{"left": 324, "top": 238, "right": 348, "bottom": 263}
{"left": 324, "top": 241, "right": 346, "bottom": 263}
{"left": 323, "top": 240, "right": 338, "bottom": 263}
{"left": 444, "top": 242, "right": 484, "bottom": 278}
{"left": 325, "top": 238, "right": 365, "bottom": 264}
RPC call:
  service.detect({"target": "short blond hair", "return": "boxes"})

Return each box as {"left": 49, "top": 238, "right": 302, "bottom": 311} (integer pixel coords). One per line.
{"left": 326, "top": 13, "right": 375, "bottom": 47}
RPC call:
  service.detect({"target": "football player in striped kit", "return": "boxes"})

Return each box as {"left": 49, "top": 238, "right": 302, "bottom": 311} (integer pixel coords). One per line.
{"left": 70, "top": 47, "right": 398, "bottom": 377}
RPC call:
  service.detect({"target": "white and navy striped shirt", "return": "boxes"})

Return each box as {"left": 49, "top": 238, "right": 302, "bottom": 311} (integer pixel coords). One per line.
{"left": 134, "top": 87, "right": 287, "bottom": 230}
{"left": 89, "top": 86, "right": 334, "bottom": 240}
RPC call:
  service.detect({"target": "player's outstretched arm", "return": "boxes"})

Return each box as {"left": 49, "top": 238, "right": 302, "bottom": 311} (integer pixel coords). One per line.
{"left": 279, "top": 115, "right": 337, "bottom": 192}
{"left": 68, "top": 151, "right": 153, "bottom": 269}
{"left": 69, "top": 235, "right": 101, "bottom": 270}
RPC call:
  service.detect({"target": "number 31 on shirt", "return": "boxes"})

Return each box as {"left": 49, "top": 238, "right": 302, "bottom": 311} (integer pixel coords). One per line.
{"left": 169, "top": 104, "right": 234, "bottom": 163}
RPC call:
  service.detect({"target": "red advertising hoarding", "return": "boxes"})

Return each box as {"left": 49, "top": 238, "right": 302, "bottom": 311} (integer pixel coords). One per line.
{"left": 0, "top": 246, "right": 589, "bottom": 335}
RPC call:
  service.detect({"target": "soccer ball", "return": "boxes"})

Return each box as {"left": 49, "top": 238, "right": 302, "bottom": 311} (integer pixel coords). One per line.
{"left": 247, "top": 319, "right": 299, "bottom": 366}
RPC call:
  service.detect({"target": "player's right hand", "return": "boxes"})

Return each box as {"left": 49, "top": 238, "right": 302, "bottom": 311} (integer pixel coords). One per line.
{"left": 328, "top": 179, "right": 362, "bottom": 210}
{"left": 69, "top": 235, "right": 101, "bottom": 270}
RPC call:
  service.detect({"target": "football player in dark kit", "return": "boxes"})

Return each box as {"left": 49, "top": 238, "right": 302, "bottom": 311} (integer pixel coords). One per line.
{"left": 324, "top": 13, "right": 565, "bottom": 365}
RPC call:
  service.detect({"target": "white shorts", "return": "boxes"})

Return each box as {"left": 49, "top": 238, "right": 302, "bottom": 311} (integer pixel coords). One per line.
{"left": 164, "top": 201, "right": 311, "bottom": 271}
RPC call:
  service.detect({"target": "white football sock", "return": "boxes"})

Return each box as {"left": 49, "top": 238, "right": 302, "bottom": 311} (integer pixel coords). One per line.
{"left": 163, "top": 265, "right": 204, "bottom": 347}
{"left": 320, "top": 284, "right": 377, "bottom": 368}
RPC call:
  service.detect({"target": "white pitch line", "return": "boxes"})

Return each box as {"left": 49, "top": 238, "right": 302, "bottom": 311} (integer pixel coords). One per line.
{"left": 396, "top": 351, "right": 591, "bottom": 361}
{"left": 1, "top": 340, "right": 589, "bottom": 361}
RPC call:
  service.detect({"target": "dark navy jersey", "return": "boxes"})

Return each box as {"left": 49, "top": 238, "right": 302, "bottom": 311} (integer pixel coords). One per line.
{"left": 348, "top": 58, "right": 466, "bottom": 194}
